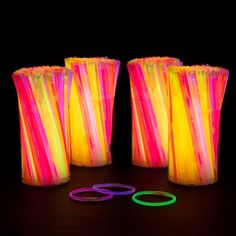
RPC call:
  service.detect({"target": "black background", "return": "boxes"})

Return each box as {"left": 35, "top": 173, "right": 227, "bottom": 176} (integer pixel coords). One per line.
{"left": 1, "top": 40, "right": 236, "bottom": 235}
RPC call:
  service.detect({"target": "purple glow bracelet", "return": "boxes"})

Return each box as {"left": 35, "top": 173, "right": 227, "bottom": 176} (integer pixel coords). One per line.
{"left": 92, "top": 183, "right": 136, "bottom": 195}
{"left": 68, "top": 187, "right": 113, "bottom": 202}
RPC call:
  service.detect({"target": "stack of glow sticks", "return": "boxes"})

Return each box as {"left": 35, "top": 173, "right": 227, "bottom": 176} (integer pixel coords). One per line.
{"left": 168, "top": 65, "right": 228, "bottom": 185}
{"left": 65, "top": 58, "right": 120, "bottom": 166}
{"left": 12, "top": 66, "right": 72, "bottom": 186}
{"left": 127, "top": 57, "right": 182, "bottom": 168}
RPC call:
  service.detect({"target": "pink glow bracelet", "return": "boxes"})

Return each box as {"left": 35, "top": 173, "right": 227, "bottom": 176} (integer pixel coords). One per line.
{"left": 69, "top": 187, "right": 113, "bottom": 202}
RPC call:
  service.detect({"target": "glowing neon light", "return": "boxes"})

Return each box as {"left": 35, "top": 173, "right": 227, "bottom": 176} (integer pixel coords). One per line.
{"left": 65, "top": 58, "right": 120, "bottom": 166}
{"left": 168, "top": 65, "right": 228, "bottom": 185}
{"left": 127, "top": 57, "right": 182, "bottom": 168}
{"left": 12, "top": 66, "right": 72, "bottom": 186}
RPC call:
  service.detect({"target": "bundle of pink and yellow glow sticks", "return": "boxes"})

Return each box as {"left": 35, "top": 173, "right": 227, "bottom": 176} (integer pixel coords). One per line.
{"left": 65, "top": 58, "right": 120, "bottom": 166}
{"left": 12, "top": 66, "right": 72, "bottom": 186}
{"left": 168, "top": 65, "right": 228, "bottom": 185}
{"left": 127, "top": 57, "right": 182, "bottom": 168}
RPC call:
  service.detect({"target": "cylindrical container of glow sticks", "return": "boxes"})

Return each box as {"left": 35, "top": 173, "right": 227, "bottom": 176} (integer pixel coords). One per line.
{"left": 127, "top": 57, "right": 182, "bottom": 168}
{"left": 65, "top": 57, "right": 120, "bottom": 167}
{"left": 12, "top": 66, "right": 72, "bottom": 186}
{"left": 168, "top": 65, "right": 228, "bottom": 185}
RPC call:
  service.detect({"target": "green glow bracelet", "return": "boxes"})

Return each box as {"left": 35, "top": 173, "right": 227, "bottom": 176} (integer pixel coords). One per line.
{"left": 132, "top": 191, "right": 176, "bottom": 207}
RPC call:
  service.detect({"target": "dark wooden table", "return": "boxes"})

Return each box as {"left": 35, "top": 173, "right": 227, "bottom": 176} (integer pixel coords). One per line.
{"left": 3, "top": 164, "right": 235, "bottom": 236}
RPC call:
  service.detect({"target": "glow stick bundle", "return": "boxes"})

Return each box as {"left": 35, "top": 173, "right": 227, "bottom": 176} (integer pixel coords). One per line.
{"left": 127, "top": 57, "right": 182, "bottom": 168}
{"left": 65, "top": 58, "right": 120, "bottom": 166}
{"left": 12, "top": 66, "right": 72, "bottom": 186}
{"left": 168, "top": 66, "right": 228, "bottom": 185}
